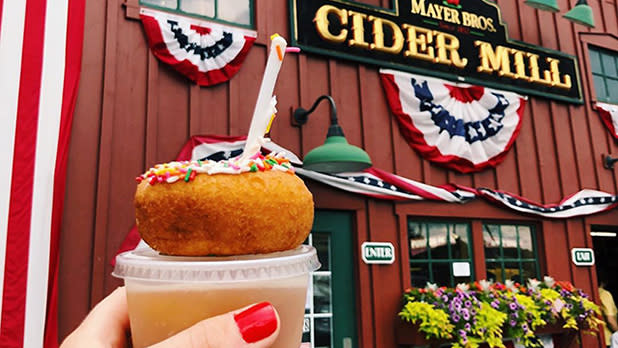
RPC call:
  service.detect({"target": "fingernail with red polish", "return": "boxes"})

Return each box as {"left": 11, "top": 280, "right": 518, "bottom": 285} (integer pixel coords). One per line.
{"left": 234, "top": 302, "right": 278, "bottom": 343}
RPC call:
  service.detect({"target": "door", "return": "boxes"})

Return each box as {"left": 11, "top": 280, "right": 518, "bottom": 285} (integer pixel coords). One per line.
{"left": 592, "top": 228, "right": 618, "bottom": 296}
{"left": 302, "top": 210, "right": 357, "bottom": 348}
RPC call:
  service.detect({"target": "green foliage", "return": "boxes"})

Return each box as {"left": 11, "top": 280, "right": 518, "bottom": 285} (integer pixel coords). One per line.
{"left": 399, "top": 301, "right": 454, "bottom": 340}
{"left": 399, "top": 277, "right": 603, "bottom": 348}
{"left": 473, "top": 302, "right": 507, "bottom": 348}
{"left": 515, "top": 294, "right": 546, "bottom": 330}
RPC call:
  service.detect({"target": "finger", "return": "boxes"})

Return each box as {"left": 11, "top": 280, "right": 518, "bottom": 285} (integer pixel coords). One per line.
{"left": 62, "top": 287, "right": 130, "bottom": 347}
{"left": 149, "top": 302, "right": 280, "bottom": 348}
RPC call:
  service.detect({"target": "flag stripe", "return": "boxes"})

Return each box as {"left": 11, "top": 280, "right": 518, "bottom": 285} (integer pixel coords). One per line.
{"left": 44, "top": 0, "right": 86, "bottom": 345}
{"left": 0, "top": 0, "right": 84, "bottom": 345}
{"left": 1, "top": 0, "right": 46, "bottom": 345}
{"left": 0, "top": 0, "right": 3, "bottom": 34}
{"left": 0, "top": 0, "right": 27, "bottom": 323}
{"left": 23, "top": 0, "right": 68, "bottom": 346}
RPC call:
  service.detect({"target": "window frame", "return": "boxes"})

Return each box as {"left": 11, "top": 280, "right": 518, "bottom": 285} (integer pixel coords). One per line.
{"left": 482, "top": 223, "right": 541, "bottom": 284}
{"left": 396, "top": 203, "right": 546, "bottom": 288}
{"left": 123, "top": 0, "right": 255, "bottom": 30}
{"left": 587, "top": 45, "right": 618, "bottom": 105}
{"left": 407, "top": 219, "right": 475, "bottom": 287}
{"left": 580, "top": 33, "right": 618, "bottom": 106}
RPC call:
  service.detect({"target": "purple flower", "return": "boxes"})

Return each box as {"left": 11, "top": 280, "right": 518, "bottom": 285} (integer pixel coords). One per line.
{"left": 491, "top": 300, "right": 500, "bottom": 309}
{"left": 509, "top": 302, "right": 517, "bottom": 310}
{"left": 442, "top": 295, "right": 449, "bottom": 302}
{"left": 464, "top": 300, "right": 472, "bottom": 308}
{"left": 462, "top": 310, "right": 470, "bottom": 321}
{"left": 511, "top": 312, "right": 519, "bottom": 319}
{"left": 452, "top": 314, "right": 461, "bottom": 323}
{"left": 510, "top": 320, "right": 517, "bottom": 327}
{"left": 459, "top": 330, "right": 467, "bottom": 337}
{"left": 522, "top": 323, "right": 529, "bottom": 332}
{"left": 464, "top": 323, "right": 471, "bottom": 331}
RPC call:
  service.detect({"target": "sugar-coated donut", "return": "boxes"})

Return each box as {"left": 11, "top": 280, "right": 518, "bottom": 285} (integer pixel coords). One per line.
{"left": 134, "top": 154, "right": 314, "bottom": 256}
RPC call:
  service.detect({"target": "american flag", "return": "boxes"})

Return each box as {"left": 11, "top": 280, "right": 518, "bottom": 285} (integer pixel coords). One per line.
{"left": 0, "top": 0, "right": 85, "bottom": 347}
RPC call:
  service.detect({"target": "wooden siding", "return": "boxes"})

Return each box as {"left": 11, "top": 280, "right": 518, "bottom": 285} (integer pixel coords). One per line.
{"left": 59, "top": 0, "right": 618, "bottom": 346}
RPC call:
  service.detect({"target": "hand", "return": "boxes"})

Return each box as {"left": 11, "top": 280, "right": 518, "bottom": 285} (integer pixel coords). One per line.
{"left": 60, "top": 287, "right": 280, "bottom": 348}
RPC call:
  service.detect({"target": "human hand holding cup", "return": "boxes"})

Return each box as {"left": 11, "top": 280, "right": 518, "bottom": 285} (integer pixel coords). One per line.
{"left": 111, "top": 245, "right": 319, "bottom": 348}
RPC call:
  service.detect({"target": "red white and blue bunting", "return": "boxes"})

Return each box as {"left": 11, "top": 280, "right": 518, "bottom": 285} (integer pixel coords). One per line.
{"left": 380, "top": 69, "right": 527, "bottom": 174}
{"left": 596, "top": 102, "right": 618, "bottom": 139}
{"left": 140, "top": 8, "right": 256, "bottom": 86}
{"left": 152, "top": 136, "right": 618, "bottom": 218}
{"left": 116, "top": 135, "right": 618, "bottom": 256}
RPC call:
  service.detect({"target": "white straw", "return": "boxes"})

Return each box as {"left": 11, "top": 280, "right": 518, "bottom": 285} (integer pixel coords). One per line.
{"left": 242, "top": 34, "right": 288, "bottom": 158}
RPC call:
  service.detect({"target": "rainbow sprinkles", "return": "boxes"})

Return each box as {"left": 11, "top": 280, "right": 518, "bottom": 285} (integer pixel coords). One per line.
{"left": 136, "top": 153, "right": 295, "bottom": 185}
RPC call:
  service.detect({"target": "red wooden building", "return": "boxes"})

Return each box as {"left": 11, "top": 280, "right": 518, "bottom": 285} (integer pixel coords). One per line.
{"left": 58, "top": 0, "right": 618, "bottom": 347}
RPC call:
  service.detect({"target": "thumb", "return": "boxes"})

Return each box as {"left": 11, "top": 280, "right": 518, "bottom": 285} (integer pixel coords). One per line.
{"left": 149, "top": 302, "right": 280, "bottom": 348}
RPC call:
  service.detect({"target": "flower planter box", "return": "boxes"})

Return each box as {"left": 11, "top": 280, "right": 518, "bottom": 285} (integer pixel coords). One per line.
{"left": 395, "top": 319, "right": 577, "bottom": 348}
{"left": 395, "top": 320, "right": 449, "bottom": 348}
{"left": 533, "top": 322, "right": 578, "bottom": 348}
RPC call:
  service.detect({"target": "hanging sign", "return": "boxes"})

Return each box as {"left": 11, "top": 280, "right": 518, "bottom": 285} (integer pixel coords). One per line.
{"left": 290, "top": 0, "right": 582, "bottom": 104}
{"left": 361, "top": 242, "right": 395, "bottom": 264}
{"left": 571, "top": 248, "right": 595, "bottom": 266}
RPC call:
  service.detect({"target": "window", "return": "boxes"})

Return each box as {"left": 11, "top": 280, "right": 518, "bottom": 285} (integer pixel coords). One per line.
{"left": 589, "top": 46, "right": 618, "bottom": 104}
{"left": 408, "top": 220, "right": 474, "bottom": 287}
{"left": 304, "top": 233, "right": 333, "bottom": 348}
{"left": 140, "top": 0, "right": 254, "bottom": 28}
{"left": 483, "top": 224, "right": 540, "bottom": 283}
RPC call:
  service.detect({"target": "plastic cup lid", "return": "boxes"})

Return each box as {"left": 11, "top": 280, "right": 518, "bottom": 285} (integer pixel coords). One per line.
{"left": 112, "top": 245, "right": 321, "bottom": 283}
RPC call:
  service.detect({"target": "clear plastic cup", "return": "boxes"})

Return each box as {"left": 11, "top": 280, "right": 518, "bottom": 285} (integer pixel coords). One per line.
{"left": 113, "top": 245, "right": 320, "bottom": 348}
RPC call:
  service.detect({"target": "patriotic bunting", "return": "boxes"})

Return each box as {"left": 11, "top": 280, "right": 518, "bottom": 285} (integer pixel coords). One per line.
{"left": 596, "top": 102, "right": 618, "bottom": 139}
{"left": 140, "top": 8, "right": 256, "bottom": 86}
{"left": 380, "top": 69, "right": 527, "bottom": 173}
{"left": 0, "top": 0, "right": 86, "bottom": 347}
{"left": 117, "top": 135, "right": 618, "bottom": 258}
{"left": 297, "top": 170, "right": 618, "bottom": 218}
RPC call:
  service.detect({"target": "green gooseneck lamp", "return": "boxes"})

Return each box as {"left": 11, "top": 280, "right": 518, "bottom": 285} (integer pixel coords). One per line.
{"left": 524, "top": 0, "right": 560, "bottom": 12}
{"left": 563, "top": 0, "right": 595, "bottom": 28}
{"left": 293, "top": 95, "right": 372, "bottom": 173}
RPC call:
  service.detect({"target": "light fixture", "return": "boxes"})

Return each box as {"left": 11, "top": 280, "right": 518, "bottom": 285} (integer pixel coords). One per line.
{"left": 524, "top": 0, "right": 560, "bottom": 12}
{"left": 602, "top": 154, "right": 618, "bottom": 169}
{"left": 525, "top": 0, "right": 595, "bottom": 28}
{"left": 591, "top": 231, "right": 617, "bottom": 237}
{"left": 292, "top": 95, "right": 372, "bottom": 173}
{"left": 563, "top": 0, "right": 595, "bottom": 28}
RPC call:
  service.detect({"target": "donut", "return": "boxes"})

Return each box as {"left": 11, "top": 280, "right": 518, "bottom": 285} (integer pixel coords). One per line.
{"left": 134, "top": 153, "right": 314, "bottom": 256}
